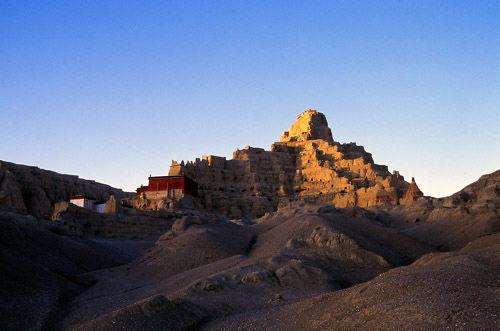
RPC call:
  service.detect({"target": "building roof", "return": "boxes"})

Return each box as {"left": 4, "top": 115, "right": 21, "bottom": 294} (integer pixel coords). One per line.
{"left": 70, "top": 194, "right": 96, "bottom": 200}
{"left": 148, "top": 175, "right": 185, "bottom": 179}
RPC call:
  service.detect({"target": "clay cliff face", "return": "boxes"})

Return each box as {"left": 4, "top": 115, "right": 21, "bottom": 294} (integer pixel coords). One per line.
{"left": 164, "top": 110, "right": 421, "bottom": 218}
{"left": 0, "top": 161, "right": 130, "bottom": 218}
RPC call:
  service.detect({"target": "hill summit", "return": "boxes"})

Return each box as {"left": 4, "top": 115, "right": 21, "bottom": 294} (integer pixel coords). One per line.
{"left": 280, "top": 109, "right": 334, "bottom": 143}
{"left": 134, "top": 109, "right": 423, "bottom": 218}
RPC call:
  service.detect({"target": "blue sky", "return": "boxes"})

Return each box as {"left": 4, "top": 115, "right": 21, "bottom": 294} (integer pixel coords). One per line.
{"left": 1, "top": 1, "right": 499, "bottom": 197}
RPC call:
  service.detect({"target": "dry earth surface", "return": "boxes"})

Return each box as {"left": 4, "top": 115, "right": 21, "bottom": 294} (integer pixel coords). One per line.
{"left": 0, "top": 169, "right": 498, "bottom": 330}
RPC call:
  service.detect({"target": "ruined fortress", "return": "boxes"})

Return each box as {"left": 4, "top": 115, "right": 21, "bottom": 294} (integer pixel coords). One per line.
{"left": 134, "top": 110, "right": 423, "bottom": 218}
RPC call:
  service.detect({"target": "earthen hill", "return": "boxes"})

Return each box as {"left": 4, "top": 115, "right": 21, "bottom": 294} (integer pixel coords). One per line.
{"left": 133, "top": 109, "right": 423, "bottom": 218}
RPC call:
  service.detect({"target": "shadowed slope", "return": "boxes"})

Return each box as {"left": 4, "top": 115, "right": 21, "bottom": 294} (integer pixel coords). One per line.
{"left": 61, "top": 209, "right": 433, "bottom": 330}
{"left": 206, "top": 233, "right": 500, "bottom": 330}
{"left": 383, "top": 170, "right": 500, "bottom": 250}
{"left": 0, "top": 211, "right": 150, "bottom": 330}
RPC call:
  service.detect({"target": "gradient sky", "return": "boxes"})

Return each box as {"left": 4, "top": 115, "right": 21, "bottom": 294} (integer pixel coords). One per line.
{"left": 1, "top": 1, "right": 499, "bottom": 197}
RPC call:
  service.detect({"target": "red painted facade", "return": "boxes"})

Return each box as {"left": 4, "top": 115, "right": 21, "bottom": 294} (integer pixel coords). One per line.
{"left": 136, "top": 176, "right": 198, "bottom": 196}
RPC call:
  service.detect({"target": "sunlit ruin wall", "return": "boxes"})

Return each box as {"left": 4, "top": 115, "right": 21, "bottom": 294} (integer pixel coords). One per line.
{"left": 148, "top": 110, "right": 423, "bottom": 218}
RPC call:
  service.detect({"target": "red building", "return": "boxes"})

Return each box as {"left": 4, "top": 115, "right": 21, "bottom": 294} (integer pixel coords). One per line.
{"left": 136, "top": 175, "right": 198, "bottom": 197}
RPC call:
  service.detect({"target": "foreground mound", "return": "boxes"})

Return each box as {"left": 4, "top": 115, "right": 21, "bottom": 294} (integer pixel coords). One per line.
{"left": 0, "top": 211, "right": 153, "bottom": 330}
{"left": 60, "top": 208, "right": 433, "bottom": 330}
{"left": 206, "top": 233, "right": 500, "bottom": 330}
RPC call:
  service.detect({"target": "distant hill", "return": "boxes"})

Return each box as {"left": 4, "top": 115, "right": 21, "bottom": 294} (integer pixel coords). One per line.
{"left": 0, "top": 160, "right": 130, "bottom": 218}
{"left": 388, "top": 169, "right": 500, "bottom": 250}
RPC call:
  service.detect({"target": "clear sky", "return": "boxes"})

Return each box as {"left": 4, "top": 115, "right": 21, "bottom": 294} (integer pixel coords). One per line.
{"left": 1, "top": 1, "right": 499, "bottom": 197}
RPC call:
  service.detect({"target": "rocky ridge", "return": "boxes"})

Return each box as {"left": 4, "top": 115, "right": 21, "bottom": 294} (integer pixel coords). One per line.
{"left": 0, "top": 161, "right": 130, "bottom": 218}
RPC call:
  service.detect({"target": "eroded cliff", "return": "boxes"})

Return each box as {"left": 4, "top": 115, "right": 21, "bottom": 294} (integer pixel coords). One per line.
{"left": 0, "top": 161, "right": 130, "bottom": 218}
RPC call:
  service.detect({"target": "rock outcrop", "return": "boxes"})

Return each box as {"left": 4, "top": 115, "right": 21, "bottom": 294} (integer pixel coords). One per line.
{"left": 279, "top": 109, "right": 334, "bottom": 143}
{"left": 0, "top": 161, "right": 130, "bottom": 218}
{"left": 401, "top": 177, "right": 424, "bottom": 204}
{"left": 162, "top": 110, "right": 421, "bottom": 218}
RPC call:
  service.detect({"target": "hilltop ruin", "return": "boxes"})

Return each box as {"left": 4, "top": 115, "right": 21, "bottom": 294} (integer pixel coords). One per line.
{"left": 133, "top": 109, "right": 423, "bottom": 217}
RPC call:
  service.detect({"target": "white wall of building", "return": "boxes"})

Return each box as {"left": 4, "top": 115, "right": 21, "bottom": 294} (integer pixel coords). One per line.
{"left": 70, "top": 197, "right": 95, "bottom": 210}
{"left": 70, "top": 198, "right": 85, "bottom": 208}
